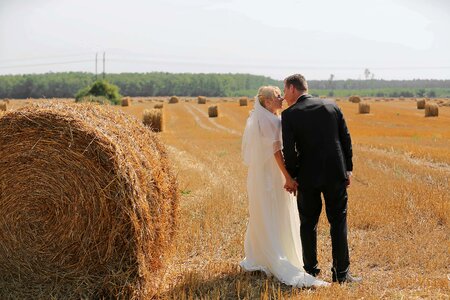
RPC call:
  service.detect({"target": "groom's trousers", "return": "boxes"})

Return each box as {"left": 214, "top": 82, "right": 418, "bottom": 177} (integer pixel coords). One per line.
{"left": 297, "top": 180, "right": 350, "bottom": 278}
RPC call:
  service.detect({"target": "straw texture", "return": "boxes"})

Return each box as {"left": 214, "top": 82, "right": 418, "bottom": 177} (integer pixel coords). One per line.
{"left": 0, "top": 102, "right": 178, "bottom": 299}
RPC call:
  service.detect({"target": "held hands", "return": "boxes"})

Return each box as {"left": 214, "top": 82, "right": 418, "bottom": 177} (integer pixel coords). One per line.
{"left": 346, "top": 171, "right": 352, "bottom": 187}
{"left": 284, "top": 176, "right": 298, "bottom": 196}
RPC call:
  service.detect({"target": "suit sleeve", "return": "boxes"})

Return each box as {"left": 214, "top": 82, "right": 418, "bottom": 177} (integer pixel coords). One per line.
{"left": 281, "top": 111, "right": 299, "bottom": 178}
{"left": 336, "top": 107, "right": 353, "bottom": 171}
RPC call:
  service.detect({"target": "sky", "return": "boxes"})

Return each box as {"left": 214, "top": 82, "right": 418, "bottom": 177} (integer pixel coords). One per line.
{"left": 0, "top": 0, "right": 449, "bottom": 80}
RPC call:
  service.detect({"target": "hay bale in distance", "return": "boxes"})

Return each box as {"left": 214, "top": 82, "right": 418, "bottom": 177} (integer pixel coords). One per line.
{"left": 198, "top": 96, "right": 207, "bottom": 104}
{"left": 239, "top": 97, "right": 248, "bottom": 106}
{"left": 0, "top": 102, "right": 6, "bottom": 111}
{"left": 425, "top": 103, "right": 439, "bottom": 117}
{"left": 349, "top": 96, "right": 361, "bottom": 103}
{"left": 121, "top": 97, "right": 130, "bottom": 106}
{"left": 143, "top": 108, "right": 164, "bottom": 132}
{"left": 208, "top": 105, "right": 218, "bottom": 118}
{"left": 154, "top": 103, "right": 164, "bottom": 109}
{"left": 0, "top": 103, "right": 178, "bottom": 299}
{"left": 169, "top": 96, "right": 179, "bottom": 104}
{"left": 358, "top": 102, "right": 370, "bottom": 114}
{"left": 417, "top": 99, "right": 426, "bottom": 109}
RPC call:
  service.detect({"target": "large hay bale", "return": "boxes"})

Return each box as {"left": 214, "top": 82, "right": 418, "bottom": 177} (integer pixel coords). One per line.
{"left": 0, "top": 103, "right": 178, "bottom": 299}
{"left": 121, "top": 97, "right": 130, "bottom": 106}
{"left": 239, "top": 97, "right": 248, "bottom": 106}
{"left": 143, "top": 108, "right": 164, "bottom": 132}
{"left": 349, "top": 96, "right": 361, "bottom": 103}
{"left": 358, "top": 102, "right": 370, "bottom": 114}
{"left": 169, "top": 96, "right": 179, "bottom": 104}
{"left": 154, "top": 103, "right": 164, "bottom": 109}
{"left": 208, "top": 105, "right": 218, "bottom": 118}
{"left": 198, "top": 96, "right": 207, "bottom": 104}
{"left": 425, "top": 103, "right": 439, "bottom": 117}
{"left": 417, "top": 99, "right": 426, "bottom": 109}
{"left": 0, "top": 102, "right": 6, "bottom": 111}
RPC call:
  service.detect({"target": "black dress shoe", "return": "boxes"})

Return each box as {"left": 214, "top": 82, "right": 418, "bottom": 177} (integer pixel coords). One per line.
{"left": 334, "top": 273, "right": 362, "bottom": 284}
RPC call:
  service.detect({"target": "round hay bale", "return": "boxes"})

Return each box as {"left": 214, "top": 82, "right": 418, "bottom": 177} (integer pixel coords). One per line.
{"left": 121, "top": 97, "right": 130, "bottom": 107}
{"left": 425, "top": 103, "right": 439, "bottom": 117}
{"left": 349, "top": 96, "right": 361, "bottom": 103}
{"left": 197, "top": 96, "right": 207, "bottom": 104}
{"left": 0, "top": 102, "right": 178, "bottom": 299}
{"left": 0, "top": 102, "right": 6, "bottom": 111}
{"left": 358, "top": 102, "right": 370, "bottom": 114}
{"left": 208, "top": 105, "right": 218, "bottom": 118}
{"left": 154, "top": 103, "right": 164, "bottom": 109}
{"left": 417, "top": 99, "right": 426, "bottom": 109}
{"left": 168, "top": 96, "right": 179, "bottom": 104}
{"left": 239, "top": 97, "right": 248, "bottom": 106}
{"left": 143, "top": 108, "right": 164, "bottom": 132}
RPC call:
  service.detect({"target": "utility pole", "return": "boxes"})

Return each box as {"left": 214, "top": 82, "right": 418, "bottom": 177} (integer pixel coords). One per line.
{"left": 102, "top": 52, "right": 106, "bottom": 79}
{"left": 95, "top": 53, "right": 98, "bottom": 80}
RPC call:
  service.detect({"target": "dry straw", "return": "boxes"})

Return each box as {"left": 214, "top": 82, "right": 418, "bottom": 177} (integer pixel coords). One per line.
{"left": 208, "top": 105, "right": 218, "bottom": 118}
{"left": 359, "top": 102, "right": 370, "bottom": 114}
{"left": 239, "top": 97, "right": 248, "bottom": 106}
{"left": 0, "top": 102, "right": 178, "bottom": 299}
{"left": 143, "top": 108, "right": 164, "bottom": 132}
{"left": 424, "top": 103, "right": 439, "bottom": 117}
{"left": 121, "top": 97, "right": 130, "bottom": 106}
{"left": 417, "top": 99, "right": 426, "bottom": 109}
{"left": 154, "top": 103, "right": 164, "bottom": 109}
{"left": 0, "top": 102, "right": 6, "bottom": 111}
{"left": 169, "top": 96, "right": 179, "bottom": 104}
{"left": 198, "top": 96, "right": 207, "bottom": 104}
{"left": 349, "top": 96, "right": 361, "bottom": 103}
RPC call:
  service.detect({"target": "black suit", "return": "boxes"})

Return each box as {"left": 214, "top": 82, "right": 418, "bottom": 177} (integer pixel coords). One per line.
{"left": 281, "top": 94, "right": 353, "bottom": 278}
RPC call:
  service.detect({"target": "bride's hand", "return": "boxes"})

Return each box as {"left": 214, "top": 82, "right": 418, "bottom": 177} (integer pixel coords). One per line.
{"left": 284, "top": 176, "right": 298, "bottom": 196}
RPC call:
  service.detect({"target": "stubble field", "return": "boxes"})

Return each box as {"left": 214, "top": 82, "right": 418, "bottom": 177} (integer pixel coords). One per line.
{"left": 3, "top": 97, "right": 449, "bottom": 299}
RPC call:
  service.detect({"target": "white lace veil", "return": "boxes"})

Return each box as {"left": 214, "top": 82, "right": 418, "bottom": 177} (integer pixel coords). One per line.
{"left": 242, "top": 96, "right": 282, "bottom": 167}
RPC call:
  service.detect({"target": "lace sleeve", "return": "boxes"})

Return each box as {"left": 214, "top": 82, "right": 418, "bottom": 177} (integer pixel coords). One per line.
{"left": 273, "top": 140, "right": 282, "bottom": 153}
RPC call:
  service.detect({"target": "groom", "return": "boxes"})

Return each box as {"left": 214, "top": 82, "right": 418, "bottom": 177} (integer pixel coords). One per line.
{"left": 281, "top": 74, "right": 361, "bottom": 284}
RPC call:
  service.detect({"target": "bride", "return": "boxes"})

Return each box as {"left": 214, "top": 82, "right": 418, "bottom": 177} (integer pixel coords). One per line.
{"left": 240, "top": 86, "right": 329, "bottom": 288}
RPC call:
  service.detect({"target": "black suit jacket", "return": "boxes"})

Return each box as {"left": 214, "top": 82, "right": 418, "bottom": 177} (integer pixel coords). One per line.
{"left": 281, "top": 95, "right": 353, "bottom": 188}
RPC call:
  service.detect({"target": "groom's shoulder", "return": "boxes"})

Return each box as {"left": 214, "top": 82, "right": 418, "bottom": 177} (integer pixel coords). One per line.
{"left": 281, "top": 103, "right": 296, "bottom": 119}
{"left": 313, "top": 97, "right": 339, "bottom": 110}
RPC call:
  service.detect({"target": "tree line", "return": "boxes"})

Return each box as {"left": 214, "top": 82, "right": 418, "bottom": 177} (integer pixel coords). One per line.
{"left": 0, "top": 72, "right": 448, "bottom": 99}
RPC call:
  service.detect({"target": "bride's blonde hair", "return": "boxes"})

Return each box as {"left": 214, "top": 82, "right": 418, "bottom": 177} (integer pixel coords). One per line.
{"left": 257, "top": 86, "right": 281, "bottom": 108}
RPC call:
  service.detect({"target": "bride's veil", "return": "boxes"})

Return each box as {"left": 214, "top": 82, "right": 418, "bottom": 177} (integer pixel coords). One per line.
{"left": 242, "top": 96, "right": 282, "bottom": 167}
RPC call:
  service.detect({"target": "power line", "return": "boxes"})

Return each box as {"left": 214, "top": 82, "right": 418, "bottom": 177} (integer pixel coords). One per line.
{"left": 0, "top": 53, "right": 95, "bottom": 64}
{"left": 0, "top": 55, "right": 449, "bottom": 74}
{"left": 0, "top": 60, "right": 93, "bottom": 70}
{"left": 108, "top": 58, "right": 450, "bottom": 71}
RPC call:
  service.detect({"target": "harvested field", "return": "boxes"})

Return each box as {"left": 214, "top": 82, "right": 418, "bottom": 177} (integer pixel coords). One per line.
{"left": 0, "top": 97, "right": 449, "bottom": 299}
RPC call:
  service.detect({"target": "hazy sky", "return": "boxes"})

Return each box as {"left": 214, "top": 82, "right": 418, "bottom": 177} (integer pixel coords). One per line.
{"left": 0, "top": 0, "right": 449, "bottom": 80}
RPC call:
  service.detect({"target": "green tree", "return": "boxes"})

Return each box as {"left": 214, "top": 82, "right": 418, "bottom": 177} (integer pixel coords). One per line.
{"left": 75, "top": 80, "right": 121, "bottom": 105}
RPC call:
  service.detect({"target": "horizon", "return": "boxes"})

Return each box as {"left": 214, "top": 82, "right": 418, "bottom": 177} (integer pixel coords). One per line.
{"left": 1, "top": 0, "right": 449, "bottom": 80}
{"left": 1, "top": 70, "right": 450, "bottom": 82}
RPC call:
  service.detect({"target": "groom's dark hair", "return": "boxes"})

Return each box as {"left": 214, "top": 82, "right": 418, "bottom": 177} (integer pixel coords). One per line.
{"left": 284, "top": 74, "right": 308, "bottom": 92}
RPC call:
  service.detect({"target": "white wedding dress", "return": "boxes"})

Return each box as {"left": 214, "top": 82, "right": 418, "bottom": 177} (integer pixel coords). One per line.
{"left": 240, "top": 98, "right": 329, "bottom": 288}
